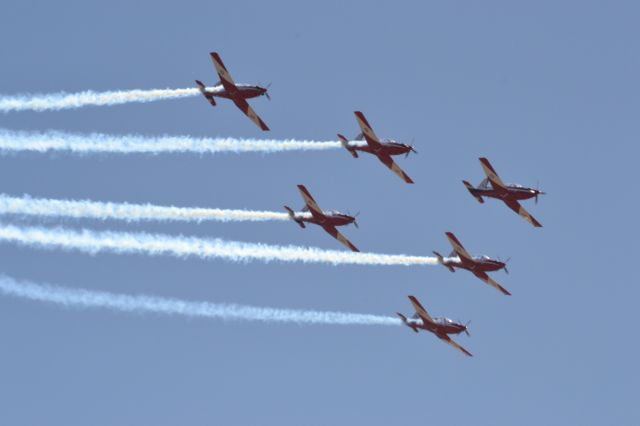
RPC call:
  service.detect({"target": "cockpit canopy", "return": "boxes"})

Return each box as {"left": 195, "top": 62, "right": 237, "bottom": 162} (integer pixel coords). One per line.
{"left": 473, "top": 255, "right": 492, "bottom": 261}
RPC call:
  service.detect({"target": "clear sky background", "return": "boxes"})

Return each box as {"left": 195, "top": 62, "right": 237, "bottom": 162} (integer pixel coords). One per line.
{"left": 0, "top": 1, "right": 638, "bottom": 424}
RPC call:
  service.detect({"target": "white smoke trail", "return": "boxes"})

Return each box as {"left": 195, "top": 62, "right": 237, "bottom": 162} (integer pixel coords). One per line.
{"left": 0, "top": 223, "right": 437, "bottom": 266}
{"left": 0, "top": 193, "right": 305, "bottom": 223}
{"left": 0, "top": 275, "right": 401, "bottom": 326}
{"left": 0, "top": 88, "right": 199, "bottom": 112}
{"left": 0, "top": 128, "right": 362, "bottom": 155}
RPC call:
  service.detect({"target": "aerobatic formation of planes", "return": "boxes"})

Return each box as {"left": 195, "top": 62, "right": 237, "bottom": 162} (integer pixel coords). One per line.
{"left": 145, "top": 51, "right": 548, "bottom": 357}
{"left": 191, "top": 51, "right": 547, "bottom": 357}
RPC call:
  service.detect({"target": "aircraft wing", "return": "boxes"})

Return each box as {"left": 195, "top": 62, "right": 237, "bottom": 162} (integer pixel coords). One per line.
{"left": 503, "top": 198, "right": 543, "bottom": 228}
{"left": 231, "top": 96, "right": 270, "bottom": 131}
{"left": 354, "top": 111, "right": 384, "bottom": 151}
{"left": 210, "top": 52, "right": 239, "bottom": 94}
{"left": 473, "top": 270, "right": 511, "bottom": 296}
{"left": 408, "top": 295, "right": 434, "bottom": 323}
{"left": 296, "top": 185, "right": 327, "bottom": 222}
{"left": 445, "top": 232, "right": 474, "bottom": 264}
{"left": 375, "top": 153, "right": 414, "bottom": 184}
{"left": 437, "top": 333, "right": 473, "bottom": 357}
{"left": 321, "top": 224, "right": 359, "bottom": 252}
{"left": 479, "top": 157, "right": 507, "bottom": 190}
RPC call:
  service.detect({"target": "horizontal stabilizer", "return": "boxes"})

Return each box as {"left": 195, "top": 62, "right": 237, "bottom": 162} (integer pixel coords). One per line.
{"left": 462, "top": 180, "right": 483, "bottom": 203}
{"left": 337, "top": 134, "right": 358, "bottom": 158}
{"left": 284, "top": 206, "right": 305, "bottom": 228}
{"left": 195, "top": 80, "right": 216, "bottom": 106}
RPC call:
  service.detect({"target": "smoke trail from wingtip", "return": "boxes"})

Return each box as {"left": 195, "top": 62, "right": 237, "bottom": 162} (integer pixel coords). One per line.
{"left": 0, "top": 275, "right": 401, "bottom": 326}
{"left": 0, "top": 128, "right": 356, "bottom": 155}
{"left": 0, "top": 88, "right": 199, "bottom": 112}
{"left": 0, "top": 193, "right": 300, "bottom": 223}
{"left": 0, "top": 223, "right": 438, "bottom": 267}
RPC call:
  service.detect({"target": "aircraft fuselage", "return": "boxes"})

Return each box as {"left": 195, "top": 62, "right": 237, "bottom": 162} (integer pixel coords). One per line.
{"left": 294, "top": 212, "right": 355, "bottom": 228}
{"left": 349, "top": 140, "right": 413, "bottom": 157}
{"left": 204, "top": 84, "right": 268, "bottom": 100}
{"left": 468, "top": 184, "right": 541, "bottom": 202}
{"left": 404, "top": 317, "right": 467, "bottom": 336}
{"left": 442, "top": 256, "right": 506, "bottom": 273}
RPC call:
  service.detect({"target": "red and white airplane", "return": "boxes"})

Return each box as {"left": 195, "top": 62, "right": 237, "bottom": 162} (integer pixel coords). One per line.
{"left": 433, "top": 232, "right": 511, "bottom": 296}
{"left": 463, "top": 157, "right": 544, "bottom": 227}
{"left": 195, "top": 52, "right": 270, "bottom": 131}
{"left": 397, "top": 295, "right": 472, "bottom": 357}
{"left": 338, "top": 111, "right": 417, "bottom": 184}
{"left": 284, "top": 185, "right": 359, "bottom": 252}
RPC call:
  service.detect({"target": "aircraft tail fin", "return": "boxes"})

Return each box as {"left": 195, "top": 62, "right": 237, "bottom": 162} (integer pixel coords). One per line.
{"left": 284, "top": 206, "right": 305, "bottom": 228}
{"left": 195, "top": 80, "right": 216, "bottom": 107}
{"left": 462, "top": 180, "right": 484, "bottom": 203}
{"left": 337, "top": 134, "right": 358, "bottom": 158}
{"left": 396, "top": 313, "right": 418, "bottom": 333}
{"left": 433, "top": 251, "right": 455, "bottom": 273}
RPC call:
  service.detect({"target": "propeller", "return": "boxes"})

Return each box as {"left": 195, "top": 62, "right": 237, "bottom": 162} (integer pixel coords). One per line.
{"left": 261, "top": 82, "right": 272, "bottom": 100}
{"left": 349, "top": 211, "right": 360, "bottom": 229}
{"left": 405, "top": 138, "right": 418, "bottom": 158}
{"left": 464, "top": 320, "right": 471, "bottom": 337}
{"left": 534, "top": 180, "right": 546, "bottom": 204}
{"left": 500, "top": 257, "right": 511, "bottom": 274}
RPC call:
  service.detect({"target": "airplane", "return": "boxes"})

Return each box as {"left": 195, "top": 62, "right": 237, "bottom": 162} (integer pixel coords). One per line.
{"left": 284, "top": 185, "right": 360, "bottom": 252}
{"left": 195, "top": 52, "right": 270, "bottom": 131}
{"left": 433, "top": 232, "right": 511, "bottom": 296}
{"left": 397, "top": 295, "right": 472, "bottom": 357}
{"left": 337, "top": 111, "right": 417, "bottom": 184}
{"left": 463, "top": 157, "right": 544, "bottom": 227}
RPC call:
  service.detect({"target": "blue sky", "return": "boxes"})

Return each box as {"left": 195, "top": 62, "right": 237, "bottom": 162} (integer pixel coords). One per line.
{"left": 0, "top": 1, "right": 638, "bottom": 424}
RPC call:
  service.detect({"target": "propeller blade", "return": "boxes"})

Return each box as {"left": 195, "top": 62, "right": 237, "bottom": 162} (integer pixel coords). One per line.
{"left": 535, "top": 180, "right": 544, "bottom": 204}
{"left": 501, "top": 257, "right": 510, "bottom": 274}
{"left": 409, "top": 139, "right": 417, "bottom": 154}
{"left": 353, "top": 220, "right": 359, "bottom": 229}
{"left": 464, "top": 320, "right": 471, "bottom": 336}
{"left": 405, "top": 138, "right": 418, "bottom": 158}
